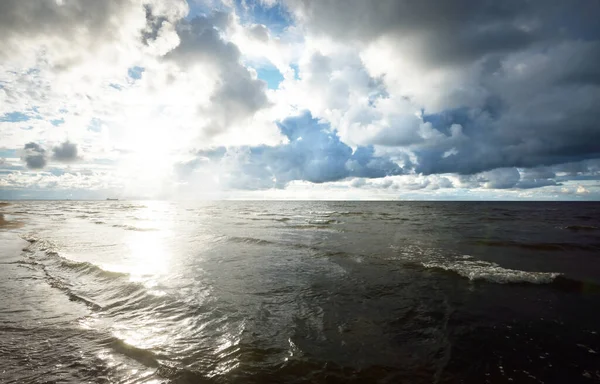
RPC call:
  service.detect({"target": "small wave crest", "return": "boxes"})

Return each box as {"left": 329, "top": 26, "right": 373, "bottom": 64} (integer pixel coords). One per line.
{"left": 111, "top": 224, "right": 157, "bottom": 232}
{"left": 422, "top": 259, "right": 561, "bottom": 284}
{"left": 306, "top": 219, "right": 340, "bottom": 225}
{"left": 56, "top": 257, "right": 130, "bottom": 280}
{"left": 561, "top": 225, "right": 599, "bottom": 232}
{"left": 226, "top": 236, "right": 276, "bottom": 246}
{"left": 472, "top": 239, "right": 600, "bottom": 251}
{"left": 394, "top": 244, "right": 562, "bottom": 285}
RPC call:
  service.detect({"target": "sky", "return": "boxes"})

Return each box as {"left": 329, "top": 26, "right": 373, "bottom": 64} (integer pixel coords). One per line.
{"left": 0, "top": 0, "right": 599, "bottom": 200}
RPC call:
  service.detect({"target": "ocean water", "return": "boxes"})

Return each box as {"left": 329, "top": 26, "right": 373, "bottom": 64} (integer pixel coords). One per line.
{"left": 1, "top": 201, "right": 599, "bottom": 383}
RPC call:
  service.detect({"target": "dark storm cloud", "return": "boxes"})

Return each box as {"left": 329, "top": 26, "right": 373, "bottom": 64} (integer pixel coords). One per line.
{"left": 52, "top": 141, "right": 79, "bottom": 162}
{"left": 409, "top": 40, "right": 600, "bottom": 175}
{"left": 21, "top": 142, "right": 47, "bottom": 169}
{"left": 286, "top": 0, "right": 552, "bottom": 63}
{"left": 413, "top": 89, "right": 600, "bottom": 176}
{"left": 515, "top": 167, "right": 560, "bottom": 189}
{"left": 284, "top": 0, "right": 600, "bottom": 180}
{"left": 476, "top": 167, "right": 559, "bottom": 190}
{"left": 178, "top": 112, "right": 405, "bottom": 189}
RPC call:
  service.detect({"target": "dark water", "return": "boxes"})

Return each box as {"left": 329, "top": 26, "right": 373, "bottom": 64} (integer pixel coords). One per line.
{"left": 1, "top": 201, "right": 599, "bottom": 383}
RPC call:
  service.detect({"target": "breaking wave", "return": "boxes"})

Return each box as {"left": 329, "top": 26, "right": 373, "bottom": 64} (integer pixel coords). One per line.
{"left": 422, "top": 258, "right": 561, "bottom": 284}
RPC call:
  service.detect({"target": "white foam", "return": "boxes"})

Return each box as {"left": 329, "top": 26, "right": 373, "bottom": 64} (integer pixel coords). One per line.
{"left": 422, "top": 259, "right": 561, "bottom": 284}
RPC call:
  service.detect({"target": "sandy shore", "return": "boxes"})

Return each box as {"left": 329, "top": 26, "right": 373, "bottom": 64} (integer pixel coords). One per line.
{"left": 0, "top": 203, "right": 23, "bottom": 229}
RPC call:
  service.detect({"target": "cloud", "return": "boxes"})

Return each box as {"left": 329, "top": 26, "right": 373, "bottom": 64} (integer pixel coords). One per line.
{"left": 165, "top": 12, "right": 269, "bottom": 134}
{"left": 19, "top": 140, "right": 82, "bottom": 169}
{"left": 21, "top": 142, "right": 47, "bottom": 169}
{"left": 0, "top": 0, "right": 187, "bottom": 65}
{"left": 177, "top": 111, "right": 404, "bottom": 189}
{"left": 276, "top": 0, "right": 600, "bottom": 177}
{"left": 1, "top": 0, "right": 600, "bottom": 198}
{"left": 480, "top": 168, "right": 520, "bottom": 189}
{"left": 577, "top": 185, "right": 590, "bottom": 195}
{"left": 52, "top": 141, "right": 79, "bottom": 162}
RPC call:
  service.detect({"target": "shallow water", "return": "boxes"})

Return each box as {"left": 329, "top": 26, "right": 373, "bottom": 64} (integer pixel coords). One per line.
{"left": 1, "top": 201, "right": 599, "bottom": 383}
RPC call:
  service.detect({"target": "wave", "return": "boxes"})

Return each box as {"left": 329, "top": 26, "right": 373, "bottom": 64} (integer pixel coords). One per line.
{"left": 479, "top": 216, "right": 512, "bottom": 222}
{"left": 337, "top": 211, "right": 366, "bottom": 216}
{"left": 471, "top": 239, "right": 600, "bottom": 251}
{"left": 100, "top": 335, "right": 160, "bottom": 368}
{"left": 56, "top": 257, "right": 130, "bottom": 280}
{"left": 562, "top": 225, "right": 599, "bottom": 232}
{"left": 225, "top": 235, "right": 333, "bottom": 255}
{"left": 226, "top": 236, "right": 277, "bottom": 246}
{"left": 34, "top": 265, "right": 105, "bottom": 310}
{"left": 309, "top": 211, "right": 336, "bottom": 216}
{"left": 392, "top": 243, "right": 600, "bottom": 290}
{"left": 286, "top": 224, "right": 344, "bottom": 231}
{"left": 111, "top": 224, "right": 157, "bottom": 231}
{"left": 19, "top": 236, "right": 140, "bottom": 310}
{"left": 379, "top": 217, "right": 410, "bottom": 221}
{"left": 247, "top": 216, "right": 291, "bottom": 222}
{"left": 306, "top": 219, "right": 340, "bottom": 225}
{"left": 422, "top": 259, "right": 561, "bottom": 285}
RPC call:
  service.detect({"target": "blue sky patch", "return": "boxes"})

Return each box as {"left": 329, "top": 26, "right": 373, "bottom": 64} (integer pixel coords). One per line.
{"left": 0, "top": 149, "right": 17, "bottom": 158}
{"left": 256, "top": 66, "right": 284, "bottom": 89}
{"left": 87, "top": 118, "right": 103, "bottom": 133}
{"left": 50, "top": 168, "right": 65, "bottom": 176}
{"left": 290, "top": 64, "right": 299, "bottom": 80}
{"left": 0, "top": 111, "right": 30, "bottom": 122}
{"left": 128, "top": 66, "right": 145, "bottom": 80}
{"left": 186, "top": 1, "right": 221, "bottom": 19}
{"left": 235, "top": 0, "right": 292, "bottom": 35}
{"left": 51, "top": 118, "right": 65, "bottom": 126}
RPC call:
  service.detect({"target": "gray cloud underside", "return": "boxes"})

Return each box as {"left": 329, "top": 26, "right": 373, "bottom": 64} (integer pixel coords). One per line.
{"left": 20, "top": 141, "right": 81, "bottom": 169}
{"left": 21, "top": 142, "right": 47, "bottom": 169}
{"left": 52, "top": 141, "right": 79, "bottom": 162}
{"left": 285, "top": 0, "right": 600, "bottom": 177}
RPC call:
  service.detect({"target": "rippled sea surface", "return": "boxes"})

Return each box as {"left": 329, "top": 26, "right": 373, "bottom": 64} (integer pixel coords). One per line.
{"left": 1, "top": 201, "right": 600, "bottom": 383}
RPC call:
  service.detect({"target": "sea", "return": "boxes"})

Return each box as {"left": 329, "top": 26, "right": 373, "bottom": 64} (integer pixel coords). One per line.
{"left": 0, "top": 200, "right": 599, "bottom": 383}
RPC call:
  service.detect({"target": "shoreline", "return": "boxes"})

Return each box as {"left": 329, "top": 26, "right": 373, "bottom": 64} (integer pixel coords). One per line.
{"left": 0, "top": 203, "right": 24, "bottom": 229}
